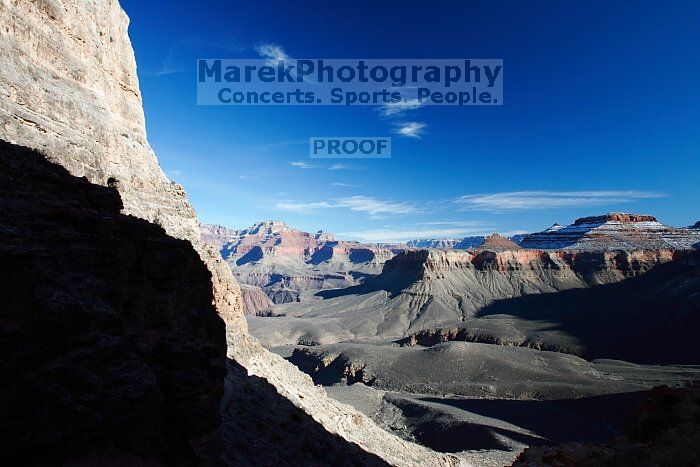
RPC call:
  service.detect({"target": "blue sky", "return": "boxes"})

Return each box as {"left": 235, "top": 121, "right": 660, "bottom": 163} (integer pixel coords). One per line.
{"left": 121, "top": 0, "right": 699, "bottom": 242}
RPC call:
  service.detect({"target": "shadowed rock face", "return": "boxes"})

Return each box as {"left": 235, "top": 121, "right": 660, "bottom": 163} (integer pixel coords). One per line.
{"left": 512, "top": 384, "right": 700, "bottom": 466}
{"left": 0, "top": 141, "right": 227, "bottom": 464}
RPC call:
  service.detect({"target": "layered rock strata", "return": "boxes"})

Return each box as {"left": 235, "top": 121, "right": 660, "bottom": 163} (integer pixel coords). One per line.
{"left": 520, "top": 213, "right": 700, "bottom": 250}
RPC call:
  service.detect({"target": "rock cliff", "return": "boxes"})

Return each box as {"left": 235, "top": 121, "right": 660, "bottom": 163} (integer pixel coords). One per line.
{"left": 520, "top": 212, "right": 700, "bottom": 250}
{"left": 0, "top": 0, "right": 244, "bottom": 331}
{"left": 0, "top": 140, "right": 226, "bottom": 463}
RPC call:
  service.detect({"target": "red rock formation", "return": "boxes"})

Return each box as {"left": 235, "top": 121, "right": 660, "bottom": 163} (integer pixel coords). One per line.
{"left": 201, "top": 221, "right": 401, "bottom": 305}
{"left": 476, "top": 233, "right": 522, "bottom": 251}
{"left": 239, "top": 283, "right": 274, "bottom": 316}
{"left": 574, "top": 212, "right": 658, "bottom": 225}
{"left": 206, "top": 220, "right": 397, "bottom": 263}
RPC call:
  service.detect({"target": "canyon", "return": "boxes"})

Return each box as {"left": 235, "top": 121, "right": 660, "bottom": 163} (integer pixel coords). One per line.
{"left": 201, "top": 220, "right": 401, "bottom": 313}
{"left": 243, "top": 215, "right": 700, "bottom": 464}
{"left": 2, "top": 1, "right": 699, "bottom": 466}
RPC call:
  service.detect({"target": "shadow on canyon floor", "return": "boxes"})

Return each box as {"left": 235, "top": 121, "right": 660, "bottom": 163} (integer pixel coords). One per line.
{"left": 476, "top": 261, "right": 700, "bottom": 364}
{"left": 409, "top": 391, "right": 648, "bottom": 452}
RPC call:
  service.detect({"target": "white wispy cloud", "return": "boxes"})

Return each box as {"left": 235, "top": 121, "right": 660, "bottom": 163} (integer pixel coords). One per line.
{"left": 255, "top": 43, "right": 290, "bottom": 65}
{"left": 332, "top": 182, "right": 363, "bottom": 187}
{"left": 416, "top": 221, "right": 487, "bottom": 227}
{"left": 147, "top": 38, "right": 245, "bottom": 76}
{"left": 238, "top": 175, "right": 259, "bottom": 180}
{"left": 289, "top": 161, "right": 316, "bottom": 169}
{"left": 394, "top": 121, "right": 426, "bottom": 139}
{"left": 329, "top": 163, "right": 353, "bottom": 170}
{"left": 335, "top": 196, "right": 420, "bottom": 217}
{"left": 274, "top": 201, "right": 333, "bottom": 213}
{"left": 274, "top": 195, "right": 420, "bottom": 218}
{"left": 380, "top": 98, "right": 424, "bottom": 117}
{"left": 455, "top": 190, "right": 666, "bottom": 212}
{"left": 148, "top": 44, "right": 186, "bottom": 76}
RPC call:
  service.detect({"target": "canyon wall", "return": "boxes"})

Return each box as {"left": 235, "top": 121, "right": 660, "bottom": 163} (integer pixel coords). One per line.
{"left": 0, "top": 0, "right": 244, "bottom": 331}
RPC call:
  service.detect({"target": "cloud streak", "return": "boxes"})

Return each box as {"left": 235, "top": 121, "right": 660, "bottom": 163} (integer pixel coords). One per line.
{"left": 329, "top": 163, "right": 353, "bottom": 170}
{"left": 274, "top": 195, "right": 420, "bottom": 217}
{"left": 255, "top": 43, "right": 290, "bottom": 65}
{"left": 455, "top": 190, "right": 666, "bottom": 212}
{"left": 289, "top": 161, "right": 316, "bottom": 169}
{"left": 393, "top": 121, "right": 426, "bottom": 138}
{"left": 380, "top": 98, "right": 424, "bottom": 117}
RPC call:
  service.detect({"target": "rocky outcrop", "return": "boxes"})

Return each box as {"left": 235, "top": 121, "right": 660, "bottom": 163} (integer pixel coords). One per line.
{"left": 575, "top": 213, "right": 658, "bottom": 224}
{"left": 476, "top": 233, "right": 522, "bottom": 251}
{"left": 520, "top": 212, "right": 700, "bottom": 250}
{"left": 200, "top": 223, "right": 242, "bottom": 251}
{"left": 203, "top": 221, "right": 400, "bottom": 304}
{"left": 211, "top": 220, "right": 399, "bottom": 264}
{"left": 222, "top": 361, "right": 387, "bottom": 466}
{"left": 251, "top": 246, "right": 700, "bottom": 361}
{"left": 0, "top": 141, "right": 226, "bottom": 464}
{"left": 383, "top": 247, "right": 680, "bottom": 280}
{"left": 239, "top": 283, "right": 274, "bottom": 316}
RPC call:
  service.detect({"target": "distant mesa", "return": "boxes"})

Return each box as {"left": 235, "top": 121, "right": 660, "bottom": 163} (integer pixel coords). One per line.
{"left": 520, "top": 212, "right": 700, "bottom": 251}
{"left": 691, "top": 221, "right": 700, "bottom": 229}
{"left": 407, "top": 236, "right": 485, "bottom": 250}
{"left": 573, "top": 213, "right": 658, "bottom": 225}
{"left": 200, "top": 220, "right": 401, "bottom": 311}
{"left": 314, "top": 230, "right": 337, "bottom": 242}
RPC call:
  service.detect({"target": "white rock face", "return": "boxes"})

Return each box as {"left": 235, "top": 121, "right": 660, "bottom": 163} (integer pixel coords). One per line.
{"left": 0, "top": 1, "right": 455, "bottom": 464}
{"left": 0, "top": 0, "right": 244, "bottom": 330}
